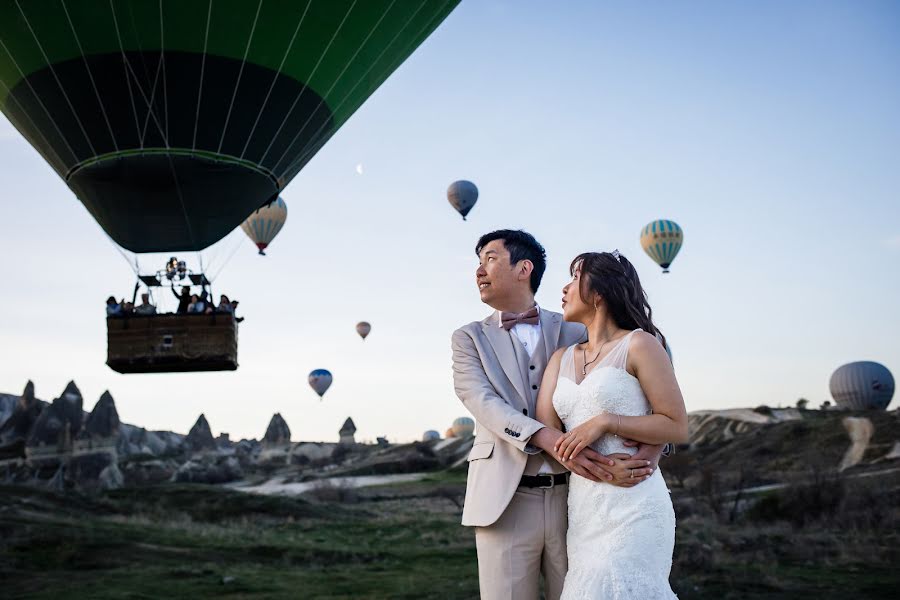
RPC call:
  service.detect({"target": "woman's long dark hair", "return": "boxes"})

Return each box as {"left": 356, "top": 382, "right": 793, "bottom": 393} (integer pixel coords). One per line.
{"left": 570, "top": 251, "right": 667, "bottom": 350}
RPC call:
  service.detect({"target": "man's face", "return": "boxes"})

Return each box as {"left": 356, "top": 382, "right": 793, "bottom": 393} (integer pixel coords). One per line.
{"left": 476, "top": 239, "right": 527, "bottom": 307}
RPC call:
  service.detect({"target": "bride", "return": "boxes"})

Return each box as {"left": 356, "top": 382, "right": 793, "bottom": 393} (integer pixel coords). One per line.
{"left": 536, "top": 250, "right": 688, "bottom": 599}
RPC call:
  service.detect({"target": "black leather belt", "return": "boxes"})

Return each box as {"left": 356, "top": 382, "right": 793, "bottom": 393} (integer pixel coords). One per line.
{"left": 519, "top": 473, "right": 569, "bottom": 488}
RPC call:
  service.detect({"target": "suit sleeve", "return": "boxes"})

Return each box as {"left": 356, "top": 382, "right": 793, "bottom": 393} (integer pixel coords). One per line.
{"left": 452, "top": 328, "right": 544, "bottom": 453}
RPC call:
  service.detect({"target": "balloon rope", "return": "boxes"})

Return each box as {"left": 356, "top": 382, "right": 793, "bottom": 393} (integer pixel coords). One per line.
{"left": 14, "top": 0, "right": 96, "bottom": 157}
{"left": 258, "top": 0, "right": 359, "bottom": 165}
{"left": 278, "top": 0, "right": 451, "bottom": 180}
{"left": 60, "top": 0, "right": 119, "bottom": 152}
{"left": 209, "top": 234, "right": 245, "bottom": 282}
{"left": 159, "top": 0, "right": 169, "bottom": 145}
{"left": 108, "top": 0, "right": 144, "bottom": 147}
{"left": 217, "top": 0, "right": 264, "bottom": 154}
{"left": 239, "top": 0, "right": 312, "bottom": 160}
{"left": 0, "top": 78, "right": 68, "bottom": 174}
{"left": 269, "top": 0, "right": 398, "bottom": 174}
{"left": 0, "top": 38, "right": 78, "bottom": 167}
{"left": 192, "top": 0, "right": 213, "bottom": 151}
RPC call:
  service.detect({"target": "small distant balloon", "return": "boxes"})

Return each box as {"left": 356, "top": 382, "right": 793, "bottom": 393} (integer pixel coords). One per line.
{"left": 356, "top": 163, "right": 363, "bottom": 175}
{"left": 452, "top": 416, "right": 475, "bottom": 437}
{"left": 241, "top": 197, "right": 287, "bottom": 256}
{"left": 447, "top": 180, "right": 478, "bottom": 220}
{"left": 356, "top": 321, "right": 372, "bottom": 341}
{"left": 422, "top": 430, "right": 441, "bottom": 442}
{"left": 640, "top": 219, "right": 683, "bottom": 273}
{"left": 444, "top": 427, "right": 456, "bottom": 439}
{"left": 308, "top": 369, "right": 333, "bottom": 399}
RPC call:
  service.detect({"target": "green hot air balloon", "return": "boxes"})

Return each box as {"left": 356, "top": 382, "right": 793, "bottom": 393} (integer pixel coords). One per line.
{"left": 0, "top": 0, "right": 459, "bottom": 252}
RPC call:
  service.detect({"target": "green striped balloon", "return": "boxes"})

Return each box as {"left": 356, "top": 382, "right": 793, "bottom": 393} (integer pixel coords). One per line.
{"left": 640, "top": 219, "right": 683, "bottom": 273}
{"left": 0, "top": 0, "right": 459, "bottom": 252}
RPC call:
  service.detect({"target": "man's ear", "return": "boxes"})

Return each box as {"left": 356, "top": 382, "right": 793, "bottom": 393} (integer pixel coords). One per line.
{"left": 517, "top": 259, "right": 534, "bottom": 282}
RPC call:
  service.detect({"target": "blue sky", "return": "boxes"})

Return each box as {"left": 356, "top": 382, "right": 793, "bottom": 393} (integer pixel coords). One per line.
{"left": 1, "top": 1, "right": 898, "bottom": 442}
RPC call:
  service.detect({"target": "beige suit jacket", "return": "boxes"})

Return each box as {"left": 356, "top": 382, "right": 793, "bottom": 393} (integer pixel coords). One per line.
{"left": 452, "top": 308, "right": 586, "bottom": 527}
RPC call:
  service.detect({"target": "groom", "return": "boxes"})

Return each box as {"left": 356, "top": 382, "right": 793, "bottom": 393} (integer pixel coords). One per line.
{"left": 452, "top": 230, "right": 662, "bottom": 600}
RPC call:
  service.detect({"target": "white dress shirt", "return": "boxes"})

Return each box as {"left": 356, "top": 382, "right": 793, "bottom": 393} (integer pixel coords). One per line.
{"left": 497, "top": 305, "right": 542, "bottom": 359}
{"left": 499, "top": 305, "right": 552, "bottom": 473}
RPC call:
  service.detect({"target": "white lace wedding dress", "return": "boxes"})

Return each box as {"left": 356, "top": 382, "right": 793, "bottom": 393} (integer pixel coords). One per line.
{"left": 553, "top": 329, "right": 677, "bottom": 599}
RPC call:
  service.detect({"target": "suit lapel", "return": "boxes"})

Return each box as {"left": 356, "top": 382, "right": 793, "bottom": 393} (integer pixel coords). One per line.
{"left": 541, "top": 309, "right": 563, "bottom": 356}
{"left": 483, "top": 314, "right": 529, "bottom": 406}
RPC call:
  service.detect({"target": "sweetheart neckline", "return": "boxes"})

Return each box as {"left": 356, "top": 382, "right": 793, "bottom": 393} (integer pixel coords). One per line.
{"left": 559, "top": 364, "right": 640, "bottom": 387}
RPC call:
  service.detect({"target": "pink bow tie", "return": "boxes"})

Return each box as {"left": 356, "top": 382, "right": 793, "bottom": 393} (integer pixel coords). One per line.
{"left": 500, "top": 306, "right": 539, "bottom": 330}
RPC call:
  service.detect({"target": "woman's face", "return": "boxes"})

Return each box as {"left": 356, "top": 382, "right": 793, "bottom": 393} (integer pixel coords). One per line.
{"left": 561, "top": 264, "right": 595, "bottom": 323}
{"left": 191, "top": 295, "right": 199, "bottom": 302}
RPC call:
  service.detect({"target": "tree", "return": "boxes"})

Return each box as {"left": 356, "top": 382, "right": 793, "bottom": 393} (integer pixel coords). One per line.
{"left": 796, "top": 398, "right": 809, "bottom": 410}
{"left": 820, "top": 400, "right": 832, "bottom": 410}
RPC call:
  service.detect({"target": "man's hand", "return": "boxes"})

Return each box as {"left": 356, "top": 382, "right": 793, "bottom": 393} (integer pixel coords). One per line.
{"left": 605, "top": 454, "right": 654, "bottom": 487}
{"left": 531, "top": 428, "right": 616, "bottom": 483}
{"left": 623, "top": 440, "right": 664, "bottom": 471}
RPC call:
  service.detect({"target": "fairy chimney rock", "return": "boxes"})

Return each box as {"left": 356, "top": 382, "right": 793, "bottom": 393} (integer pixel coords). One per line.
{"left": 80, "top": 391, "right": 121, "bottom": 440}
{"left": 186, "top": 414, "right": 216, "bottom": 452}
{"left": 263, "top": 413, "right": 291, "bottom": 446}
{"left": 339, "top": 417, "right": 356, "bottom": 445}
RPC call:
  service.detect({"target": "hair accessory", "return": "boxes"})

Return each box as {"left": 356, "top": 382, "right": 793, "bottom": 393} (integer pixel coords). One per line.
{"left": 611, "top": 249, "right": 622, "bottom": 263}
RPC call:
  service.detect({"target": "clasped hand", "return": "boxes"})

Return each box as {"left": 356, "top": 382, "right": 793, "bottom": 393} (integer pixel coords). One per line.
{"left": 554, "top": 415, "right": 654, "bottom": 487}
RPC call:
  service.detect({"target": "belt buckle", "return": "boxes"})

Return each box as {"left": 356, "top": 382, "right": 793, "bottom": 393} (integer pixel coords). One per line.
{"left": 538, "top": 475, "right": 555, "bottom": 489}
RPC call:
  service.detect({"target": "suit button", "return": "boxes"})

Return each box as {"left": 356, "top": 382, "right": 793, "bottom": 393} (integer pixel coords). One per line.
{"left": 522, "top": 408, "right": 528, "bottom": 416}
{"left": 532, "top": 385, "right": 538, "bottom": 390}
{"left": 529, "top": 365, "right": 535, "bottom": 370}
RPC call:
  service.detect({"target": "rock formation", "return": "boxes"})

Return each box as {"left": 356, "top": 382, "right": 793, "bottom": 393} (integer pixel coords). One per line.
{"left": 0, "top": 381, "right": 44, "bottom": 458}
{"left": 339, "top": 418, "right": 357, "bottom": 445}
{"left": 263, "top": 413, "right": 291, "bottom": 446}
{"left": 25, "top": 381, "right": 84, "bottom": 459}
{"left": 185, "top": 414, "right": 216, "bottom": 452}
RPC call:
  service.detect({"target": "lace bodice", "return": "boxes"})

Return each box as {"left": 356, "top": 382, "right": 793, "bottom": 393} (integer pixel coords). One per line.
{"left": 552, "top": 329, "right": 652, "bottom": 457}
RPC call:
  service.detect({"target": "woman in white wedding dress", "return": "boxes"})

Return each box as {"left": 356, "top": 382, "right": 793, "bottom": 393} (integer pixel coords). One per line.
{"left": 536, "top": 250, "right": 688, "bottom": 599}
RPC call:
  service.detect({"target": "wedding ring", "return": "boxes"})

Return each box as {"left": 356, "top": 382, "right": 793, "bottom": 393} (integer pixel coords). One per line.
{"left": 630, "top": 468, "right": 634, "bottom": 478}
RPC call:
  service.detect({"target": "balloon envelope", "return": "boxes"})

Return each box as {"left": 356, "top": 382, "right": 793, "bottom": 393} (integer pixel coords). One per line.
{"left": 308, "top": 369, "right": 333, "bottom": 398}
{"left": 422, "top": 430, "right": 441, "bottom": 442}
{"left": 241, "top": 197, "right": 287, "bottom": 255}
{"left": 452, "top": 416, "right": 475, "bottom": 437}
{"left": 0, "top": 1, "right": 460, "bottom": 252}
{"left": 356, "top": 321, "right": 372, "bottom": 340}
{"left": 640, "top": 220, "right": 683, "bottom": 273}
{"left": 447, "top": 180, "right": 478, "bottom": 220}
{"left": 830, "top": 361, "right": 894, "bottom": 410}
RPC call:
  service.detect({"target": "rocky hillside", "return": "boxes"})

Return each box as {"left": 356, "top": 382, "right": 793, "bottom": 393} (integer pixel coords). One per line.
{"left": 0, "top": 380, "right": 474, "bottom": 493}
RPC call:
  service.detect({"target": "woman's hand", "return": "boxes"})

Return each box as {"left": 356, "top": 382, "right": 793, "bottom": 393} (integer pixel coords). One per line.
{"left": 554, "top": 415, "right": 610, "bottom": 461}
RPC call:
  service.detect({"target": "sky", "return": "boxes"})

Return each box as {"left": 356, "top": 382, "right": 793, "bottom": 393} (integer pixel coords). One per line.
{"left": 1, "top": 1, "right": 898, "bottom": 443}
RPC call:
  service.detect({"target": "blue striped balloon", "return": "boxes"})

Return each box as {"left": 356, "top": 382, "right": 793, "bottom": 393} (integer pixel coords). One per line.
{"left": 241, "top": 197, "right": 287, "bottom": 256}
{"left": 640, "top": 220, "right": 683, "bottom": 273}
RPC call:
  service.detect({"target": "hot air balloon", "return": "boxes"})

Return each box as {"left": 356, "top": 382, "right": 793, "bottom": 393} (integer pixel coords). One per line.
{"left": 447, "top": 180, "right": 478, "bottom": 220}
{"left": 356, "top": 321, "right": 372, "bottom": 341}
{"left": 444, "top": 427, "right": 456, "bottom": 439}
{"left": 640, "top": 220, "right": 683, "bottom": 273}
{"left": 0, "top": 1, "right": 460, "bottom": 252}
{"left": 241, "top": 197, "right": 287, "bottom": 255}
{"left": 451, "top": 416, "right": 475, "bottom": 437}
{"left": 830, "top": 362, "right": 895, "bottom": 410}
{"left": 422, "top": 430, "right": 441, "bottom": 442}
{"left": 308, "top": 369, "right": 333, "bottom": 399}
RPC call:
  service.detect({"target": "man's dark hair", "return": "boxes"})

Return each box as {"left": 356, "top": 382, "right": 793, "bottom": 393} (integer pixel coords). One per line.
{"left": 475, "top": 229, "right": 547, "bottom": 293}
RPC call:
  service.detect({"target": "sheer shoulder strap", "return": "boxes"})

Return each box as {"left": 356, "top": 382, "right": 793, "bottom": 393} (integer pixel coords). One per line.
{"left": 557, "top": 344, "right": 578, "bottom": 382}
{"left": 604, "top": 328, "right": 642, "bottom": 370}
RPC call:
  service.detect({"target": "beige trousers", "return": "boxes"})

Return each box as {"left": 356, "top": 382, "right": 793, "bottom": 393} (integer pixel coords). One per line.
{"left": 474, "top": 484, "right": 568, "bottom": 600}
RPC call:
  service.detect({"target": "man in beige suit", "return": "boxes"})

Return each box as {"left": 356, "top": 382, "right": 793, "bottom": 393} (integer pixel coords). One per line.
{"left": 452, "top": 230, "right": 662, "bottom": 600}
